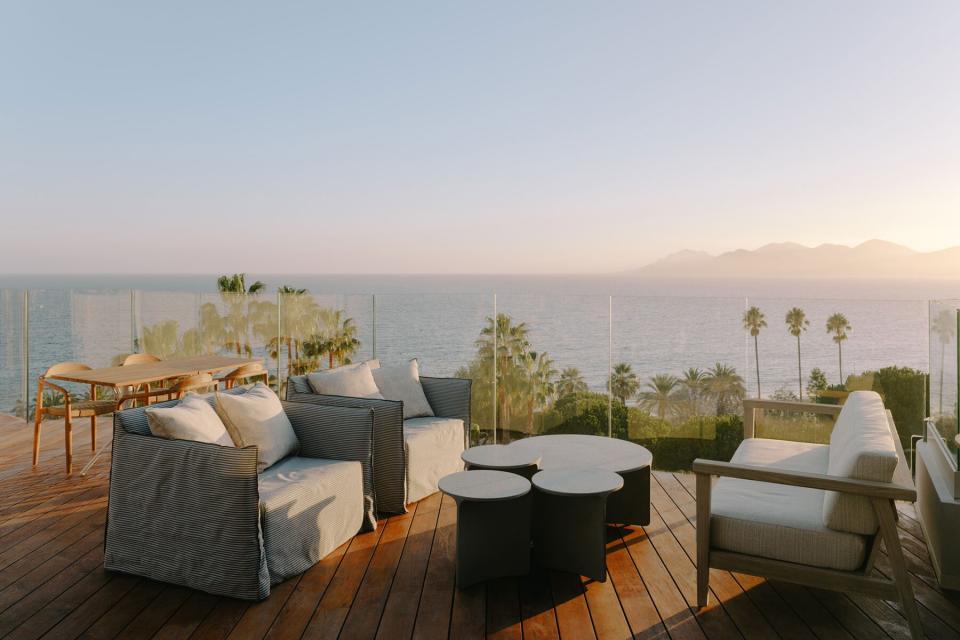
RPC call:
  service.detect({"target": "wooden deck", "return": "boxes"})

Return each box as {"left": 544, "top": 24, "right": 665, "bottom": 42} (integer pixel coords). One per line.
{"left": 2, "top": 415, "right": 960, "bottom": 640}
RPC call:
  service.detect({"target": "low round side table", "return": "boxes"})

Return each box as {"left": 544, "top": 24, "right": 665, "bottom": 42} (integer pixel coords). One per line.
{"left": 531, "top": 469, "right": 623, "bottom": 582}
{"left": 461, "top": 444, "right": 541, "bottom": 480}
{"left": 509, "top": 435, "right": 652, "bottom": 526}
{"left": 439, "top": 470, "right": 532, "bottom": 587}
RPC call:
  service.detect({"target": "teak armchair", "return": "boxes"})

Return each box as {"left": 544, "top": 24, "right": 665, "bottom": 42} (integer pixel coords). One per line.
{"left": 693, "top": 396, "right": 922, "bottom": 639}
{"left": 34, "top": 362, "right": 114, "bottom": 474}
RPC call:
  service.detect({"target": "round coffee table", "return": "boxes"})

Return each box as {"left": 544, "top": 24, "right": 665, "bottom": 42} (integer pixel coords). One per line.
{"left": 509, "top": 435, "right": 652, "bottom": 525}
{"left": 438, "top": 470, "right": 532, "bottom": 587}
{"left": 531, "top": 469, "right": 623, "bottom": 582}
{"left": 461, "top": 444, "right": 541, "bottom": 479}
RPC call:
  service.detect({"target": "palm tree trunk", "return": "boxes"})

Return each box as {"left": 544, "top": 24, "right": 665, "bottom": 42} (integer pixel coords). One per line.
{"left": 328, "top": 352, "right": 334, "bottom": 369}
{"left": 838, "top": 342, "right": 844, "bottom": 384}
{"left": 797, "top": 335, "right": 802, "bottom": 400}
{"left": 754, "top": 335, "right": 761, "bottom": 398}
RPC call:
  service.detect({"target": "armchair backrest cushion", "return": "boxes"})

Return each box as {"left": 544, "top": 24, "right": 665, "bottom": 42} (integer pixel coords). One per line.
{"left": 372, "top": 359, "right": 434, "bottom": 419}
{"left": 145, "top": 393, "right": 235, "bottom": 447}
{"left": 117, "top": 386, "right": 248, "bottom": 436}
{"left": 823, "top": 390, "right": 899, "bottom": 534}
{"left": 216, "top": 383, "right": 300, "bottom": 472}
{"left": 307, "top": 361, "right": 383, "bottom": 399}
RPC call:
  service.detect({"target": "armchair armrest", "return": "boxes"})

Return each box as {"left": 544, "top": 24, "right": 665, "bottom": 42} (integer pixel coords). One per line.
{"left": 742, "top": 398, "right": 842, "bottom": 438}
{"left": 421, "top": 376, "right": 472, "bottom": 448}
{"left": 283, "top": 391, "right": 406, "bottom": 516}
{"left": 281, "top": 400, "right": 377, "bottom": 530}
{"left": 105, "top": 429, "right": 268, "bottom": 600}
{"left": 691, "top": 458, "right": 916, "bottom": 502}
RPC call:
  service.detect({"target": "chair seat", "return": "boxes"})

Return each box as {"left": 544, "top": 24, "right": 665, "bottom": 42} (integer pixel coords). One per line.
{"left": 711, "top": 438, "right": 868, "bottom": 571}
{"left": 258, "top": 456, "right": 364, "bottom": 584}
{"left": 404, "top": 416, "right": 465, "bottom": 503}
{"left": 45, "top": 399, "right": 115, "bottom": 417}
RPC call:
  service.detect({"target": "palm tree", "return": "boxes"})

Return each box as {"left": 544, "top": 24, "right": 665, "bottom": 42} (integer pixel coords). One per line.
{"left": 608, "top": 363, "right": 639, "bottom": 405}
{"left": 932, "top": 309, "right": 956, "bottom": 417}
{"left": 703, "top": 362, "right": 746, "bottom": 416}
{"left": 276, "top": 286, "right": 316, "bottom": 374}
{"left": 523, "top": 351, "right": 557, "bottom": 432}
{"left": 638, "top": 374, "right": 680, "bottom": 419}
{"left": 477, "top": 313, "right": 532, "bottom": 433}
{"left": 678, "top": 367, "right": 706, "bottom": 417}
{"left": 742, "top": 306, "right": 767, "bottom": 398}
{"left": 317, "top": 308, "right": 361, "bottom": 368}
{"left": 785, "top": 307, "right": 810, "bottom": 400}
{"left": 826, "top": 313, "right": 852, "bottom": 384}
{"left": 216, "top": 273, "right": 266, "bottom": 295}
{"left": 557, "top": 367, "right": 588, "bottom": 398}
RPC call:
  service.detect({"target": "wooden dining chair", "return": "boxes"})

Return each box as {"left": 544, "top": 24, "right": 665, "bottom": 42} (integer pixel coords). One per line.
{"left": 167, "top": 373, "right": 218, "bottom": 399}
{"left": 34, "top": 362, "right": 115, "bottom": 474}
{"left": 119, "top": 353, "right": 173, "bottom": 407}
{"left": 217, "top": 363, "right": 269, "bottom": 389}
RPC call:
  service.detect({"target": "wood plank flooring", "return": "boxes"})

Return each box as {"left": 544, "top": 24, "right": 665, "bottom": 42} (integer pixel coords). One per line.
{"left": 1, "top": 415, "right": 958, "bottom": 639}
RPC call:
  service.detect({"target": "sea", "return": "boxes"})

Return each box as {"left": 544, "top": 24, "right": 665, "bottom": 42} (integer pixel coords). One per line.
{"left": 1, "top": 274, "right": 958, "bottom": 416}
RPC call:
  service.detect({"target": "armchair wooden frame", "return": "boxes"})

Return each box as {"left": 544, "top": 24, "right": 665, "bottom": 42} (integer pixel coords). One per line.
{"left": 693, "top": 398, "right": 923, "bottom": 639}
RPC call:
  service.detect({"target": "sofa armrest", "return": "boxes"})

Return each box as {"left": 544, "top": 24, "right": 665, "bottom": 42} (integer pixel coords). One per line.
{"left": 281, "top": 400, "right": 377, "bottom": 529}
{"left": 691, "top": 458, "right": 916, "bottom": 502}
{"left": 421, "top": 376, "right": 472, "bottom": 448}
{"left": 742, "top": 398, "right": 843, "bottom": 438}
{"left": 285, "top": 390, "right": 407, "bottom": 515}
{"left": 105, "top": 428, "right": 268, "bottom": 600}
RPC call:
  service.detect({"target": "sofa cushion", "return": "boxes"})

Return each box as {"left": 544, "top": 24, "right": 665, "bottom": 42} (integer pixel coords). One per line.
{"left": 145, "top": 393, "right": 235, "bottom": 447}
{"left": 824, "top": 391, "right": 899, "bottom": 534}
{"left": 258, "top": 456, "right": 364, "bottom": 583}
{"left": 216, "top": 383, "right": 300, "bottom": 472}
{"left": 373, "top": 360, "right": 434, "bottom": 419}
{"left": 307, "top": 362, "right": 383, "bottom": 399}
{"left": 403, "top": 417, "right": 465, "bottom": 503}
{"left": 711, "top": 438, "right": 868, "bottom": 571}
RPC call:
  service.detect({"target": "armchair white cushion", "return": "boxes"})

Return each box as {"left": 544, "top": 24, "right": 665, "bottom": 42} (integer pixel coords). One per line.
{"left": 307, "top": 361, "right": 383, "bottom": 399}
{"left": 373, "top": 360, "right": 434, "bottom": 419}
{"left": 710, "top": 438, "right": 867, "bottom": 571}
{"left": 823, "top": 391, "right": 899, "bottom": 534}
{"left": 145, "top": 394, "right": 235, "bottom": 447}
{"left": 216, "top": 383, "right": 300, "bottom": 472}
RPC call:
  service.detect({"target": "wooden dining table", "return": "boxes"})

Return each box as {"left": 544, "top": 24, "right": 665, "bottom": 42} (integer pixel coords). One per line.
{"left": 46, "top": 354, "right": 262, "bottom": 475}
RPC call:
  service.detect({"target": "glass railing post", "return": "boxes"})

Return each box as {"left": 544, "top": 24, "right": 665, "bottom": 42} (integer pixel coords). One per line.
{"left": 493, "top": 293, "right": 497, "bottom": 445}
{"left": 276, "top": 291, "right": 282, "bottom": 393}
{"left": 608, "top": 295, "right": 613, "bottom": 438}
{"left": 21, "top": 290, "right": 29, "bottom": 420}
{"left": 372, "top": 294, "right": 377, "bottom": 360}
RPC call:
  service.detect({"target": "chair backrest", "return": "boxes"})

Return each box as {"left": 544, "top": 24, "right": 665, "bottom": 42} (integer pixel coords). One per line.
{"left": 222, "top": 363, "right": 266, "bottom": 381}
{"left": 170, "top": 373, "right": 216, "bottom": 395}
{"left": 122, "top": 353, "right": 162, "bottom": 366}
{"left": 823, "top": 390, "right": 899, "bottom": 535}
{"left": 40, "top": 362, "right": 92, "bottom": 378}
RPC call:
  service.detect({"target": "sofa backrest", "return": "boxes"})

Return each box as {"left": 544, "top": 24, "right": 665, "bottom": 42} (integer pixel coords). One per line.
{"left": 116, "top": 387, "right": 249, "bottom": 436}
{"left": 822, "top": 390, "right": 899, "bottom": 535}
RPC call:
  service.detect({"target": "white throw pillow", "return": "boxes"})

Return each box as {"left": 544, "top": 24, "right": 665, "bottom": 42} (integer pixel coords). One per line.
{"left": 372, "top": 359, "right": 434, "bottom": 419}
{"left": 146, "top": 394, "right": 234, "bottom": 447}
{"left": 215, "top": 383, "right": 300, "bottom": 472}
{"left": 307, "top": 361, "right": 383, "bottom": 399}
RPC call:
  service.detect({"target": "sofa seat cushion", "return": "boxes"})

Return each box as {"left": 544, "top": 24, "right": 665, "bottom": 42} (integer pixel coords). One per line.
{"left": 711, "top": 438, "right": 868, "bottom": 571}
{"left": 258, "top": 456, "right": 364, "bottom": 583}
{"left": 403, "top": 417, "right": 465, "bottom": 504}
{"left": 824, "top": 391, "right": 898, "bottom": 535}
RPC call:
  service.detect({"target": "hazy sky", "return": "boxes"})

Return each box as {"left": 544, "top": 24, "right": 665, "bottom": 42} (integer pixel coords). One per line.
{"left": 2, "top": 1, "right": 959, "bottom": 273}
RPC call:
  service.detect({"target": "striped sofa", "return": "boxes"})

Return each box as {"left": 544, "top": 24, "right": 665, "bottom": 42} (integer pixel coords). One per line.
{"left": 104, "top": 388, "right": 375, "bottom": 600}
{"left": 286, "top": 375, "right": 471, "bottom": 515}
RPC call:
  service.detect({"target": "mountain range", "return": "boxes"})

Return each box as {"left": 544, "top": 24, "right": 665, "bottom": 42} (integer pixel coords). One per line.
{"left": 630, "top": 240, "right": 960, "bottom": 279}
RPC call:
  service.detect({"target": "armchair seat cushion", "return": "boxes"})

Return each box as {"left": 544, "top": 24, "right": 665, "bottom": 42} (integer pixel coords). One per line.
{"left": 710, "top": 438, "right": 867, "bottom": 571}
{"left": 258, "top": 456, "right": 364, "bottom": 583}
{"left": 403, "top": 417, "right": 465, "bottom": 504}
